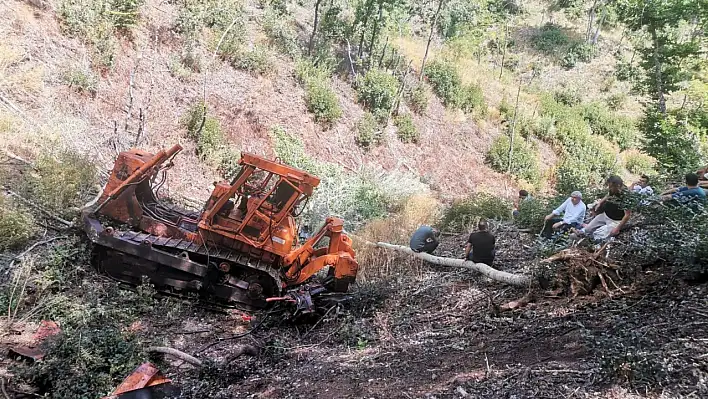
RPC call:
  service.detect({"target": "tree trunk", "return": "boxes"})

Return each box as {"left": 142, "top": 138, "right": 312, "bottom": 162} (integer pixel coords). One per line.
{"left": 507, "top": 75, "right": 522, "bottom": 173}
{"left": 586, "top": 0, "right": 599, "bottom": 42}
{"left": 499, "top": 22, "right": 508, "bottom": 79}
{"left": 375, "top": 242, "right": 533, "bottom": 287}
{"left": 308, "top": 0, "right": 323, "bottom": 56}
{"left": 591, "top": 8, "right": 606, "bottom": 45}
{"left": 419, "top": 0, "right": 445, "bottom": 81}
{"left": 378, "top": 36, "right": 389, "bottom": 67}
{"left": 367, "top": 0, "right": 384, "bottom": 69}
{"left": 650, "top": 27, "right": 667, "bottom": 115}
{"left": 357, "top": 0, "right": 375, "bottom": 58}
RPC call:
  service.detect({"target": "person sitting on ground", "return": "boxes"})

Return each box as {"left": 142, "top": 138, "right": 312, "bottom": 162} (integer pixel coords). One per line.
{"left": 661, "top": 173, "right": 707, "bottom": 204}
{"left": 512, "top": 190, "right": 533, "bottom": 217}
{"left": 576, "top": 175, "right": 631, "bottom": 242}
{"left": 409, "top": 225, "right": 440, "bottom": 254}
{"left": 541, "top": 191, "right": 586, "bottom": 238}
{"left": 464, "top": 220, "right": 496, "bottom": 266}
{"left": 631, "top": 174, "right": 654, "bottom": 195}
{"left": 696, "top": 165, "right": 708, "bottom": 181}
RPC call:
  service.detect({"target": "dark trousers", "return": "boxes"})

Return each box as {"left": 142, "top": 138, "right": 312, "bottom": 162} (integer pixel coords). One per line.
{"left": 541, "top": 218, "right": 579, "bottom": 238}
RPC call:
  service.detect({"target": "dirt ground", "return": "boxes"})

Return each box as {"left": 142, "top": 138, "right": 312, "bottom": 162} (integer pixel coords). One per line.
{"left": 122, "top": 231, "right": 708, "bottom": 399}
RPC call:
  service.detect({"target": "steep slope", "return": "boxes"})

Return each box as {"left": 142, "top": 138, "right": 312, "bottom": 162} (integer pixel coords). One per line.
{"left": 1, "top": 0, "right": 514, "bottom": 205}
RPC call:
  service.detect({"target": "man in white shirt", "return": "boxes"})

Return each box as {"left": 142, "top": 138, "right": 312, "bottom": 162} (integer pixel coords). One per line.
{"left": 541, "top": 191, "right": 587, "bottom": 238}
{"left": 631, "top": 174, "right": 654, "bottom": 195}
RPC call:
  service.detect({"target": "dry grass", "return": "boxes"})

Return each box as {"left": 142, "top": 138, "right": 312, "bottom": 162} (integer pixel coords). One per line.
{"left": 352, "top": 194, "right": 442, "bottom": 280}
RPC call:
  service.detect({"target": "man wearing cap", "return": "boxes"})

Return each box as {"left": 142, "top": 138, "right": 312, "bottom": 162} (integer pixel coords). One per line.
{"left": 541, "top": 191, "right": 586, "bottom": 238}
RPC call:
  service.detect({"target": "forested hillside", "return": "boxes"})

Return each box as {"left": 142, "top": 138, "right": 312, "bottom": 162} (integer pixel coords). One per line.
{"left": 0, "top": 0, "right": 706, "bottom": 397}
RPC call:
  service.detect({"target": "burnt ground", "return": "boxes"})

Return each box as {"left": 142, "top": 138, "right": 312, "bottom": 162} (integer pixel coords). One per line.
{"left": 1, "top": 228, "right": 706, "bottom": 398}
{"left": 143, "top": 230, "right": 707, "bottom": 399}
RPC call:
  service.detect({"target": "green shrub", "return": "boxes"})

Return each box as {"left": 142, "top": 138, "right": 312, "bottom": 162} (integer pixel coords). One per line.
{"left": 305, "top": 82, "right": 342, "bottom": 125}
{"left": 622, "top": 150, "right": 657, "bottom": 174}
{"left": 486, "top": 135, "right": 541, "bottom": 184}
{"left": 532, "top": 23, "right": 570, "bottom": 55}
{"left": 64, "top": 68, "right": 98, "bottom": 95}
{"left": 561, "top": 42, "right": 594, "bottom": 69}
{"left": 24, "top": 151, "right": 98, "bottom": 218}
{"left": 262, "top": 8, "right": 299, "bottom": 56}
{"left": 0, "top": 196, "right": 34, "bottom": 251}
{"left": 455, "top": 83, "right": 487, "bottom": 116}
{"left": 357, "top": 69, "right": 399, "bottom": 114}
{"left": 580, "top": 102, "right": 640, "bottom": 150}
{"left": 356, "top": 112, "right": 383, "bottom": 149}
{"left": 423, "top": 61, "right": 462, "bottom": 106}
{"left": 440, "top": 193, "right": 512, "bottom": 231}
{"left": 407, "top": 85, "right": 429, "bottom": 115}
{"left": 554, "top": 90, "right": 581, "bottom": 107}
{"left": 554, "top": 137, "right": 618, "bottom": 193}
{"left": 232, "top": 45, "right": 273, "bottom": 75}
{"left": 176, "top": 0, "right": 246, "bottom": 54}
{"left": 58, "top": 0, "right": 144, "bottom": 68}
{"left": 394, "top": 114, "right": 418, "bottom": 143}
{"left": 295, "top": 59, "right": 341, "bottom": 125}
{"left": 498, "top": 96, "right": 512, "bottom": 120}
{"left": 515, "top": 194, "right": 567, "bottom": 231}
{"left": 182, "top": 102, "right": 239, "bottom": 176}
{"left": 606, "top": 93, "right": 626, "bottom": 110}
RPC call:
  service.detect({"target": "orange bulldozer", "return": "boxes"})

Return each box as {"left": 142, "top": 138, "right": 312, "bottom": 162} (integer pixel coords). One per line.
{"left": 82, "top": 144, "right": 359, "bottom": 311}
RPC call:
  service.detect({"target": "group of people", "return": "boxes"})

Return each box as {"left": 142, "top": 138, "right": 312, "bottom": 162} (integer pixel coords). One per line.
{"left": 408, "top": 169, "right": 708, "bottom": 266}
{"left": 538, "top": 172, "right": 707, "bottom": 242}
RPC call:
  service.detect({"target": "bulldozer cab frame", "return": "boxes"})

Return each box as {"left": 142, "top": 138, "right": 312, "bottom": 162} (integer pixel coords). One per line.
{"left": 199, "top": 153, "right": 321, "bottom": 255}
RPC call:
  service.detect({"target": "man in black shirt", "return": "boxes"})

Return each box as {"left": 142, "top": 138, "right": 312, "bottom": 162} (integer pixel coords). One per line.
{"left": 464, "top": 220, "right": 496, "bottom": 265}
{"left": 579, "top": 175, "right": 631, "bottom": 241}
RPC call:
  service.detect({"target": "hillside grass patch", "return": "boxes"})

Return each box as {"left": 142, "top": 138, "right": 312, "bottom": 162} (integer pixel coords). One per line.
{"left": 0, "top": 195, "right": 34, "bottom": 251}
{"left": 356, "top": 112, "right": 384, "bottom": 150}
{"left": 182, "top": 102, "right": 239, "bottom": 176}
{"left": 486, "top": 135, "right": 541, "bottom": 185}
{"left": 424, "top": 61, "right": 487, "bottom": 117}
{"left": 394, "top": 114, "right": 418, "bottom": 143}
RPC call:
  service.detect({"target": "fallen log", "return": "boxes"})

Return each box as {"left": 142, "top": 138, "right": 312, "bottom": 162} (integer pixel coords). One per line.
{"left": 375, "top": 242, "right": 533, "bottom": 287}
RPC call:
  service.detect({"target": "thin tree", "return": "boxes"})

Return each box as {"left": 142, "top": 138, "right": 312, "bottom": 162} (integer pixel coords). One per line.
{"left": 419, "top": 0, "right": 445, "bottom": 81}
{"left": 308, "top": 0, "right": 324, "bottom": 55}
{"left": 507, "top": 74, "right": 523, "bottom": 174}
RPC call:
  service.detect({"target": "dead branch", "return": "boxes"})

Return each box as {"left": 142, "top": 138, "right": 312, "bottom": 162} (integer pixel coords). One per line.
{"left": 1, "top": 149, "right": 34, "bottom": 168}
{"left": 147, "top": 346, "right": 202, "bottom": 367}
{"left": 500, "top": 291, "right": 534, "bottom": 311}
{"left": 2, "top": 187, "right": 73, "bottom": 227}
{"left": 147, "top": 344, "right": 259, "bottom": 368}
{"left": 375, "top": 242, "right": 533, "bottom": 287}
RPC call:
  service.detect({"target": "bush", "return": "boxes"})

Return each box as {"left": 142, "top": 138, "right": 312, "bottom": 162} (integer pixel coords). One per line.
{"left": 407, "top": 85, "right": 429, "bottom": 115}
{"left": 394, "top": 114, "right": 419, "bottom": 143}
{"left": 295, "top": 59, "right": 341, "bottom": 125}
{"left": 455, "top": 83, "right": 487, "bottom": 116}
{"left": 304, "top": 83, "right": 342, "bottom": 125}
{"left": 580, "top": 102, "right": 640, "bottom": 150}
{"left": 355, "top": 112, "right": 383, "bottom": 149}
{"left": 22, "top": 151, "right": 98, "bottom": 218}
{"left": 262, "top": 8, "right": 299, "bottom": 57}
{"left": 532, "top": 23, "right": 570, "bottom": 55}
{"left": 486, "top": 135, "right": 541, "bottom": 184}
{"left": 554, "top": 137, "right": 618, "bottom": 193}
{"left": 641, "top": 111, "right": 702, "bottom": 173}
{"left": 58, "top": 0, "right": 144, "bottom": 68}
{"left": 182, "top": 102, "right": 240, "bottom": 176}
{"left": 561, "top": 42, "right": 595, "bottom": 69}
{"left": 554, "top": 90, "right": 581, "bottom": 107}
{"left": 232, "top": 45, "right": 273, "bottom": 75}
{"left": 64, "top": 68, "right": 98, "bottom": 95}
{"left": 621, "top": 150, "right": 657, "bottom": 174}
{"left": 440, "top": 193, "right": 512, "bottom": 231}
{"left": 606, "top": 93, "right": 626, "bottom": 110}
{"left": 0, "top": 196, "right": 34, "bottom": 251}
{"left": 357, "top": 69, "right": 399, "bottom": 115}
{"left": 424, "top": 61, "right": 462, "bottom": 107}
{"left": 515, "top": 194, "right": 567, "bottom": 231}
